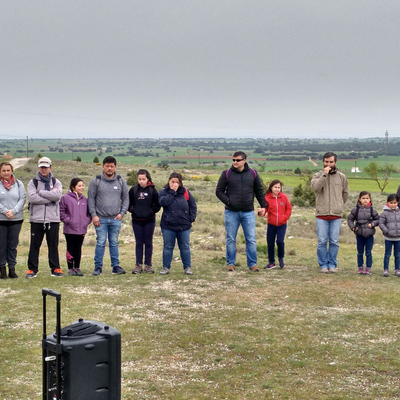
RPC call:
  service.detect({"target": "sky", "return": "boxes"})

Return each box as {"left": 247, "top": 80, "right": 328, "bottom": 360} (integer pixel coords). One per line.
{"left": 1, "top": 1, "right": 399, "bottom": 139}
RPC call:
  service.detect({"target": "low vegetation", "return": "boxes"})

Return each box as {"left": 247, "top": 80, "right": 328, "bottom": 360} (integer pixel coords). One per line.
{"left": 1, "top": 156, "right": 400, "bottom": 399}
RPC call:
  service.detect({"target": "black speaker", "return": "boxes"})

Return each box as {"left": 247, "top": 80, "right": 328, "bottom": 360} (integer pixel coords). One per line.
{"left": 42, "top": 289, "right": 121, "bottom": 400}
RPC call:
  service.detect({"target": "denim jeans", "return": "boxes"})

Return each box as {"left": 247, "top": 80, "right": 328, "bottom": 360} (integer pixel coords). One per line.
{"left": 356, "top": 235, "right": 374, "bottom": 268}
{"left": 316, "top": 218, "right": 342, "bottom": 270}
{"left": 94, "top": 218, "right": 122, "bottom": 269}
{"left": 225, "top": 209, "right": 257, "bottom": 268}
{"left": 161, "top": 228, "right": 191, "bottom": 269}
{"left": 384, "top": 240, "right": 400, "bottom": 270}
{"left": 267, "top": 223, "right": 287, "bottom": 264}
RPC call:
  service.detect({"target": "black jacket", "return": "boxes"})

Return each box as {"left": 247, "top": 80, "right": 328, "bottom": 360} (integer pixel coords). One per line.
{"left": 128, "top": 183, "right": 160, "bottom": 222}
{"left": 159, "top": 186, "right": 197, "bottom": 231}
{"left": 216, "top": 163, "right": 267, "bottom": 212}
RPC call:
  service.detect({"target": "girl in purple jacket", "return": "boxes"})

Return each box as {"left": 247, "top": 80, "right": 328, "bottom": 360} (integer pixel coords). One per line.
{"left": 60, "top": 178, "right": 92, "bottom": 276}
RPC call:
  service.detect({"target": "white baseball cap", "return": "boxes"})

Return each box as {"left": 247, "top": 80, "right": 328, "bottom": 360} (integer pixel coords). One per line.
{"left": 38, "top": 157, "right": 52, "bottom": 168}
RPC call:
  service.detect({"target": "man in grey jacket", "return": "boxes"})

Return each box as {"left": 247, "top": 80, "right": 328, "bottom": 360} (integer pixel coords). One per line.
{"left": 26, "top": 157, "right": 64, "bottom": 278}
{"left": 311, "top": 152, "right": 349, "bottom": 273}
{"left": 88, "top": 156, "right": 129, "bottom": 276}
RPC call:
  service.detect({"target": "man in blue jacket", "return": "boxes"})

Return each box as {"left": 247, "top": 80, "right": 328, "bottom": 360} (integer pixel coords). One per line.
{"left": 88, "top": 156, "right": 129, "bottom": 276}
{"left": 216, "top": 151, "right": 267, "bottom": 272}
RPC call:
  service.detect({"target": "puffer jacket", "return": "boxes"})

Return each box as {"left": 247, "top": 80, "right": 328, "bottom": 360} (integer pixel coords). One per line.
{"left": 379, "top": 205, "right": 400, "bottom": 239}
{"left": 347, "top": 204, "right": 379, "bottom": 237}
{"left": 264, "top": 192, "right": 292, "bottom": 226}
{"left": 159, "top": 186, "right": 197, "bottom": 231}
{"left": 311, "top": 169, "right": 349, "bottom": 217}
{"left": 216, "top": 163, "right": 267, "bottom": 212}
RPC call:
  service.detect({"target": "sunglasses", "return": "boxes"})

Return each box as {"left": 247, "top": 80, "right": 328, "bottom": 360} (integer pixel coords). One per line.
{"left": 232, "top": 158, "right": 245, "bottom": 162}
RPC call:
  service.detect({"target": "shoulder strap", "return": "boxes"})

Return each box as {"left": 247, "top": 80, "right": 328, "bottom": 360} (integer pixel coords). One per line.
{"left": 354, "top": 205, "right": 359, "bottom": 222}
{"left": 226, "top": 168, "right": 257, "bottom": 181}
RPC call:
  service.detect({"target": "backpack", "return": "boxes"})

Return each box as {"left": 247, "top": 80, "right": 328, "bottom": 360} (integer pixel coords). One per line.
{"left": 28, "top": 177, "right": 57, "bottom": 211}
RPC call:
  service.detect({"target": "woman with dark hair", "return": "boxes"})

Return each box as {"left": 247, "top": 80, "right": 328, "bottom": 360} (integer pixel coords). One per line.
{"left": 128, "top": 169, "right": 160, "bottom": 274}
{"left": 60, "top": 178, "right": 92, "bottom": 276}
{"left": 258, "top": 179, "right": 292, "bottom": 269}
{"left": 0, "top": 162, "right": 26, "bottom": 279}
{"left": 158, "top": 172, "right": 197, "bottom": 275}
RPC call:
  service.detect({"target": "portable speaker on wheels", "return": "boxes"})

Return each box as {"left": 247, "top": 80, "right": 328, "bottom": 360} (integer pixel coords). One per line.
{"left": 42, "top": 288, "right": 121, "bottom": 400}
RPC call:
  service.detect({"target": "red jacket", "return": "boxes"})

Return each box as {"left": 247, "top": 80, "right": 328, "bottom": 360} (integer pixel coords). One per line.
{"left": 264, "top": 192, "right": 292, "bottom": 226}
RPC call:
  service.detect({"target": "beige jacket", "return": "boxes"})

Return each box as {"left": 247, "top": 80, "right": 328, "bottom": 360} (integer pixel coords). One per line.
{"left": 311, "top": 169, "right": 349, "bottom": 217}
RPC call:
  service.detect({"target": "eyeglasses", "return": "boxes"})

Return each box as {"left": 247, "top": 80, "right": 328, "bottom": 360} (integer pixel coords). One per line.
{"left": 232, "top": 158, "right": 245, "bottom": 162}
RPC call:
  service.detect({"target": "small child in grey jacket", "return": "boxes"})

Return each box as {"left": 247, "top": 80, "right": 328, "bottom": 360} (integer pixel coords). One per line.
{"left": 378, "top": 193, "right": 400, "bottom": 277}
{"left": 347, "top": 191, "right": 379, "bottom": 275}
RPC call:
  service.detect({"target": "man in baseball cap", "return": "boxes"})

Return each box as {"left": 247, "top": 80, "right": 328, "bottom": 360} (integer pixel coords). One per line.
{"left": 37, "top": 157, "right": 52, "bottom": 168}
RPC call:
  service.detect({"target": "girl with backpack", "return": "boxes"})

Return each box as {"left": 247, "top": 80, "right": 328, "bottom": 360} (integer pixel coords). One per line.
{"left": 347, "top": 191, "right": 379, "bottom": 275}
{"left": 128, "top": 169, "right": 160, "bottom": 274}
{"left": 158, "top": 172, "right": 197, "bottom": 275}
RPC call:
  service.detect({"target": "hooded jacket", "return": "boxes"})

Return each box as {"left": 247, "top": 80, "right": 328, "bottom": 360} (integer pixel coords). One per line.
{"left": 264, "top": 192, "right": 292, "bottom": 226}
{"left": 311, "top": 168, "right": 349, "bottom": 217}
{"left": 27, "top": 172, "right": 62, "bottom": 223}
{"left": 379, "top": 205, "right": 400, "bottom": 239}
{"left": 60, "top": 191, "right": 92, "bottom": 235}
{"left": 128, "top": 183, "right": 160, "bottom": 222}
{"left": 347, "top": 204, "right": 379, "bottom": 237}
{"left": 159, "top": 186, "right": 197, "bottom": 231}
{"left": 216, "top": 163, "right": 267, "bottom": 212}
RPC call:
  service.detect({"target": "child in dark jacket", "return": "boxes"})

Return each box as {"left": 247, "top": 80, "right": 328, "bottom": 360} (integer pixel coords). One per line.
{"left": 379, "top": 193, "right": 400, "bottom": 277}
{"left": 128, "top": 169, "right": 160, "bottom": 274}
{"left": 258, "top": 179, "right": 292, "bottom": 269}
{"left": 347, "top": 191, "right": 379, "bottom": 275}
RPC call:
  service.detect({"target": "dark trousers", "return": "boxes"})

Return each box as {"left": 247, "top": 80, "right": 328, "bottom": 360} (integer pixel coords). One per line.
{"left": 356, "top": 235, "right": 374, "bottom": 268}
{"left": 132, "top": 220, "right": 155, "bottom": 266}
{"left": 28, "top": 222, "right": 60, "bottom": 272}
{"left": 65, "top": 234, "right": 85, "bottom": 269}
{"left": 0, "top": 222, "right": 23, "bottom": 269}
{"left": 267, "top": 223, "right": 287, "bottom": 263}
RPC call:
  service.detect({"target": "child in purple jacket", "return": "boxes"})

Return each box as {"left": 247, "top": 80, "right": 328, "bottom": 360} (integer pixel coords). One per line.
{"left": 60, "top": 178, "right": 92, "bottom": 275}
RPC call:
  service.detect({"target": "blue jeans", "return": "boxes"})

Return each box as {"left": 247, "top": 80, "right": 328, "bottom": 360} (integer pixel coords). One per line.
{"left": 267, "top": 223, "right": 287, "bottom": 264}
{"left": 94, "top": 218, "right": 122, "bottom": 269}
{"left": 316, "top": 218, "right": 342, "bottom": 270}
{"left": 384, "top": 240, "right": 400, "bottom": 270}
{"left": 356, "top": 235, "right": 374, "bottom": 268}
{"left": 161, "top": 228, "right": 191, "bottom": 269}
{"left": 225, "top": 209, "right": 257, "bottom": 269}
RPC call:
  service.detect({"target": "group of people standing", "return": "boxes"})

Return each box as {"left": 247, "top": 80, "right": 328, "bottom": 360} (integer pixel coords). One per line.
{"left": 3, "top": 151, "right": 400, "bottom": 279}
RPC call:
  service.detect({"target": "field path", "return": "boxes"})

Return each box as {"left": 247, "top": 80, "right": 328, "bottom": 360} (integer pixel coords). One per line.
{"left": 10, "top": 157, "right": 30, "bottom": 169}
{"left": 308, "top": 157, "right": 318, "bottom": 166}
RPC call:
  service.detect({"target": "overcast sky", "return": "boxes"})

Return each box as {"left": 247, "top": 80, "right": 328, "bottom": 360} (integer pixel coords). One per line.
{"left": 1, "top": 1, "right": 399, "bottom": 139}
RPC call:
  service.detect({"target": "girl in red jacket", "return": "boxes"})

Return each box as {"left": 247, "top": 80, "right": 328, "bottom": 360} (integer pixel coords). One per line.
{"left": 258, "top": 179, "right": 292, "bottom": 269}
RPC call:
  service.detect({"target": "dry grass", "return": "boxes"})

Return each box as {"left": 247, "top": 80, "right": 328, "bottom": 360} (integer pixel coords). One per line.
{"left": 1, "top": 161, "right": 400, "bottom": 399}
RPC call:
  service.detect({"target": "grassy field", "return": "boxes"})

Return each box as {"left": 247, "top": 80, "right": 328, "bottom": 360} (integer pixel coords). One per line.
{"left": 1, "top": 159, "right": 400, "bottom": 399}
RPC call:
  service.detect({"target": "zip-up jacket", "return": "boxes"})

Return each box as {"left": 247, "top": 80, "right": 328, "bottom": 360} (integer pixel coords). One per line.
{"left": 311, "top": 169, "right": 349, "bottom": 217}
{"left": 159, "top": 186, "right": 197, "bottom": 231}
{"left": 60, "top": 191, "right": 92, "bottom": 235}
{"left": 264, "top": 192, "right": 292, "bottom": 226}
{"left": 27, "top": 172, "right": 62, "bottom": 223}
{"left": 347, "top": 204, "right": 379, "bottom": 237}
{"left": 0, "top": 178, "right": 26, "bottom": 221}
{"left": 128, "top": 183, "right": 161, "bottom": 221}
{"left": 379, "top": 205, "right": 400, "bottom": 239}
{"left": 216, "top": 163, "right": 267, "bottom": 212}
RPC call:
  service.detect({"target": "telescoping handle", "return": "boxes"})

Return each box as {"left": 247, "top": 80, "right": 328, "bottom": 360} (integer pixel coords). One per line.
{"left": 42, "top": 289, "right": 62, "bottom": 400}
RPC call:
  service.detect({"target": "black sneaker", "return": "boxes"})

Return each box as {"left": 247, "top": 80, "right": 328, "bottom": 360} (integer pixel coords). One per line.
{"left": 25, "top": 270, "right": 37, "bottom": 279}
{"left": 112, "top": 266, "right": 126, "bottom": 275}
{"left": 68, "top": 269, "right": 77, "bottom": 276}
{"left": 92, "top": 267, "right": 102, "bottom": 276}
{"left": 51, "top": 268, "right": 65, "bottom": 277}
{"left": 74, "top": 268, "right": 84, "bottom": 276}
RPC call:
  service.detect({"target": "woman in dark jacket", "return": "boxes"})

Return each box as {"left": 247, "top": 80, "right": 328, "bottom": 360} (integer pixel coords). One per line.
{"left": 158, "top": 172, "right": 197, "bottom": 275}
{"left": 128, "top": 169, "right": 160, "bottom": 274}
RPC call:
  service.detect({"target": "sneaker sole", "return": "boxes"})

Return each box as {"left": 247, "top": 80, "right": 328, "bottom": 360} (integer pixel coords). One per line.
{"left": 25, "top": 275, "right": 37, "bottom": 279}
